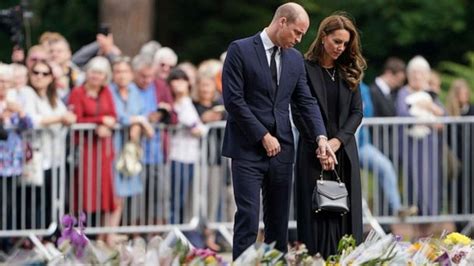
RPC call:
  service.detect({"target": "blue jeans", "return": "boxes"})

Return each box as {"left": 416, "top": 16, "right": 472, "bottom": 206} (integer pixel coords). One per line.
{"left": 359, "top": 144, "right": 402, "bottom": 212}
{"left": 170, "top": 161, "right": 194, "bottom": 224}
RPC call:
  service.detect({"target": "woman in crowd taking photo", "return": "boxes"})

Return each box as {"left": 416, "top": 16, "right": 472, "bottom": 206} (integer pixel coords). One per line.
{"left": 292, "top": 12, "right": 366, "bottom": 258}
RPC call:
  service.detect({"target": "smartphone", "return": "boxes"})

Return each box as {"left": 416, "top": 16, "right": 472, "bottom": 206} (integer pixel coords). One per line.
{"left": 98, "top": 23, "right": 110, "bottom": 35}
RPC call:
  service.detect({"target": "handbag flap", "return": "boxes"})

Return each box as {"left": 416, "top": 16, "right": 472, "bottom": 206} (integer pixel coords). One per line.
{"left": 317, "top": 180, "right": 348, "bottom": 200}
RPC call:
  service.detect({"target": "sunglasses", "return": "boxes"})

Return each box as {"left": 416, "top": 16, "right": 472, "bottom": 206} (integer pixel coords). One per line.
{"left": 32, "top": 70, "right": 51, "bottom": 77}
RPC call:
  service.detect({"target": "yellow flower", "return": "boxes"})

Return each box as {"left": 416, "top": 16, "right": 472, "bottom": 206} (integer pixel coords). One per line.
{"left": 204, "top": 256, "right": 217, "bottom": 265}
{"left": 444, "top": 232, "right": 471, "bottom": 246}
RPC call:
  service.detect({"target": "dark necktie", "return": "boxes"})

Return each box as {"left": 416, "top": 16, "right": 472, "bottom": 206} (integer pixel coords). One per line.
{"left": 270, "top": 46, "right": 278, "bottom": 93}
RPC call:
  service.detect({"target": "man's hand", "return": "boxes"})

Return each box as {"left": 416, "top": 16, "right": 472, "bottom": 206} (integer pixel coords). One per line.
{"left": 316, "top": 136, "right": 338, "bottom": 166}
{"left": 262, "top": 132, "right": 280, "bottom": 157}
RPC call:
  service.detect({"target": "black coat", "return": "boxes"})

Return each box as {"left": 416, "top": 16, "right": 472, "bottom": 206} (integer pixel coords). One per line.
{"left": 292, "top": 61, "right": 363, "bottom": 255}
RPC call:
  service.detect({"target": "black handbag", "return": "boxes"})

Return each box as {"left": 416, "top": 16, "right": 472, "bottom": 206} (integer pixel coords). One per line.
{"left": 312, "top": 169, "right": 349, "bottom": 215}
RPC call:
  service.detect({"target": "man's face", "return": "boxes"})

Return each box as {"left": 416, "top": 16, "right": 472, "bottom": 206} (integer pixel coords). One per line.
{"left": 276, "top": 17, "right": 309, "bottom": 49}
{"left": 134, "top": 66, "right": 155, "bottom": 89}
{"left": 112, "top": 62, "right": 133, "bottom": 88}
{"left": 50, "top": 41, "right": 71, "bottom": 66}
{"left": 392, "top": 71, "right": 406, "bottom": 89}
{"left": 156, "top": 57, "right": 176, "bottom": 80}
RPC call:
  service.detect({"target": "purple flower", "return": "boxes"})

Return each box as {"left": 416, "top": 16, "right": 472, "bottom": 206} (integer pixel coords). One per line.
{"left": 57, "top": 213, "right": 89, "bottom": 258}
{"left": 435, "top": 252, "right": 450, "bottom": 266}
{"left": 78, "top": 212, "right": 86, "bottom": 231}
{"left": 57, "top": 214, "right": 77, "bottom": 246}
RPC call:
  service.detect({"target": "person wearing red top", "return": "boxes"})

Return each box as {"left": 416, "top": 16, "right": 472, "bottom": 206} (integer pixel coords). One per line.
{"left": 68, "top": 56, "right": 123, "bottom": 246}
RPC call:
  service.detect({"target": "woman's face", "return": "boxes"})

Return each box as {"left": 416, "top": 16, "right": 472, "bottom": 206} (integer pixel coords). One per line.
{"left": 197, "top": 77, "right": 216, "bottom": 102}
{"left": 458, "top": 86, "right": 470, "bottom": 105}
{"left": 30, "top": 63, "right": 53, "bottom": 90}
{"left": 86, "top": 69, "right": 107, "bottom": 88}
{"left": 408, "top": 70, "right": 429, "bottom": 91}
{"left": 170, "top": 78, "right": 189, "bottom": 96}
{"left": 322, "top": 29, "right": 350, "bottom": 61}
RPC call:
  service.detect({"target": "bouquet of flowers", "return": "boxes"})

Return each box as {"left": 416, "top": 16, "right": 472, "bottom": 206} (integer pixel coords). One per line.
{"left": 286, "top": 242, "right": 325, "bottom": 266}
{"left": 54, "top": 213, "right": 119, "bottom": 265}
{"left": 233, "top": 242, "right": 284, "bottom": 265}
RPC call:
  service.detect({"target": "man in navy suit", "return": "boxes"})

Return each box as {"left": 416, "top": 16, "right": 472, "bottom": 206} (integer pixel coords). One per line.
{"left": 222, "top": 2, "right": 334, "bottom": 259}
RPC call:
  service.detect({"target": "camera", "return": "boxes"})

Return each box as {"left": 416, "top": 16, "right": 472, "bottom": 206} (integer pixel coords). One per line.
{"left": 98, "top": 23, "right": 110, "bottom": 36}
{"left": 0, "top": 0, "right": 32, "bottom": 48}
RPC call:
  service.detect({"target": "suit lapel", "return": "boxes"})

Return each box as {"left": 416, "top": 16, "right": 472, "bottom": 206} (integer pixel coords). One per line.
{"left": 253, "top": 34, "right": 275, "bottom": 102}
{"left": 306, "top": 62, "right": 328, "bottom": 120}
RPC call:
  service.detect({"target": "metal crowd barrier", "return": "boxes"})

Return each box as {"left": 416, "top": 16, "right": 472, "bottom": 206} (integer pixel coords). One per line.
{"left": 0, "top": 128, "right": 62, "bottom": 237}
{"left": 360, "top": 116, "right": 474, "bottom": 225}
{"left": 1, "top": 117, "right": 473, "bottom": 240}
{"left": 63, "top": 123, "right": 202, "bottom": 234}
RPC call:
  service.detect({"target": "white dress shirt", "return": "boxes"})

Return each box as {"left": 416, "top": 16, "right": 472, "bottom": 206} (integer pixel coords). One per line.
{"left": 260, "top": 29, "right": 281, "bottom": 85}
{"left": 375, "top": 77, "right": 391, "bottom": 98}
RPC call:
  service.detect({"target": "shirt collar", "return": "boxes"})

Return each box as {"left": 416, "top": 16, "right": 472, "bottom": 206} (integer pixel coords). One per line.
{"left": 260, "top": 29, "right": 277, "bottom": 52}
{"left": 375, "top": 77, "right": 391, "bottom": 96}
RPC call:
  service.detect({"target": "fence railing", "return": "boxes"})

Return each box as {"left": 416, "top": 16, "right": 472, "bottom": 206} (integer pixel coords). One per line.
{"left": 0, "top": 116, "right": 473, "bottom": 239}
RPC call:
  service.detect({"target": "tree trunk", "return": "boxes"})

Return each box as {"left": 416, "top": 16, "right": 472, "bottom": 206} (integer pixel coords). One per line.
{"left": 100, "top": 0, "right": 155, "bottom": 57}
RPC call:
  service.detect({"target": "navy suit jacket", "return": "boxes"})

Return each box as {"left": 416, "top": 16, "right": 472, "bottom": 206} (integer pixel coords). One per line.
{"left": 222, "top": 33, "right": 326, "bottom": 163}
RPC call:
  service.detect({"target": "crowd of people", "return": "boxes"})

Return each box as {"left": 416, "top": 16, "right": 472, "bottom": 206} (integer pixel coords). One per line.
{"left": 0, "top": 32, "right": 227, "bottom": 249}
{"left": 0, "top": 2, "right": 473, "bottom": 258}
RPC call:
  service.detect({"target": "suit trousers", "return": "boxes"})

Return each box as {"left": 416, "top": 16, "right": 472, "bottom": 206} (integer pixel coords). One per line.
{"left": 231, "top": 157, "right": 293, "bottom": 259}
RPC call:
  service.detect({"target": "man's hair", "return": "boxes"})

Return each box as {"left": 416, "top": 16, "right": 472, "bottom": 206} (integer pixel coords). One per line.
{"left": 272, "top": 2, "right": 305, "bottom": 24}
{"left": 132, "top": 53, "right": 154, "bottom": 71}
{"left": 154, "top": 47, "right": 178, "bottom": 65}
{"left": 383, "top": 57, "right": 406, "bottom": 74}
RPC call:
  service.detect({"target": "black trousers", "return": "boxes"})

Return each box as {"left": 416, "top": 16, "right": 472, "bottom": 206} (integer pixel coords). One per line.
{"left": 231, "top": 157, "right": 292, "bottom": 260}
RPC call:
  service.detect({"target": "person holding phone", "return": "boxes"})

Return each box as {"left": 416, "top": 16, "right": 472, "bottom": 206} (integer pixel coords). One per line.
{"left": 72, "top": 23, "right": 122, "bottom": 68}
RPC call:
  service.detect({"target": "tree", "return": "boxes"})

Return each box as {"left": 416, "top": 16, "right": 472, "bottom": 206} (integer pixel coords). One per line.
{"left": 100, "top": 0, "right": 155, "bottom": 56}
{"left": 439, "top": 52, "right": 474, "bottom": 101}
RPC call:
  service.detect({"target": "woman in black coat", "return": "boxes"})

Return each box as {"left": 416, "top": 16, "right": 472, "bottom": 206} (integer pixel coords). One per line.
{"left": 291, "top": 12, "right": 366, "bottom": 258}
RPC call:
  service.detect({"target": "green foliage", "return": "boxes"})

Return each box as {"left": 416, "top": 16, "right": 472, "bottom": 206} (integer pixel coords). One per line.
{"left": 438, "top": 52, "right": 474, "bottom": 101}
{"left": 0, "top": 0, "right": 97, "bottom": 62}
{"left": 1, "top": 0, "right": 474, "bottom": 89}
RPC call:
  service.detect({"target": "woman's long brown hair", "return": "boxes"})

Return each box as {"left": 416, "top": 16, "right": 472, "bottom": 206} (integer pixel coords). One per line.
{"left": 305, "top": 12, "right": 367, "bottom": 91}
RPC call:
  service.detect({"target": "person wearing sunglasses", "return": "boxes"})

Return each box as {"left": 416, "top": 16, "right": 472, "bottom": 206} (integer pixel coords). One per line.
{"left": 21, "top": 60, "right": 76, "bottom": 230}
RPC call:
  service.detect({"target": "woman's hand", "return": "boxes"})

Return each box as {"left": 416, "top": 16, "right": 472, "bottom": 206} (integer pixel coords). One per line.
{"left": 328, "top": 138, "right": 342, "bottom": 153}
{"left": 102, "top": 116, "right": 116, "bottom": 128}
{"left": 201, "top": 110, "right": 222, "bottom": 123}
{"left": 319, "top": 155, "right": 335, "bottom": 171}
{"left": 61, "top": 112, "right": 77, "bottom": 125}
{"left": 96, "top": 125, "right": 112, "bottom": 137}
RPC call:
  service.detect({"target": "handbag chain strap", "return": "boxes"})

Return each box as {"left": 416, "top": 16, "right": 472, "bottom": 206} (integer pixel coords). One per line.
{"left": 318, "top": 169, "right": 342, "bottom": 184}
